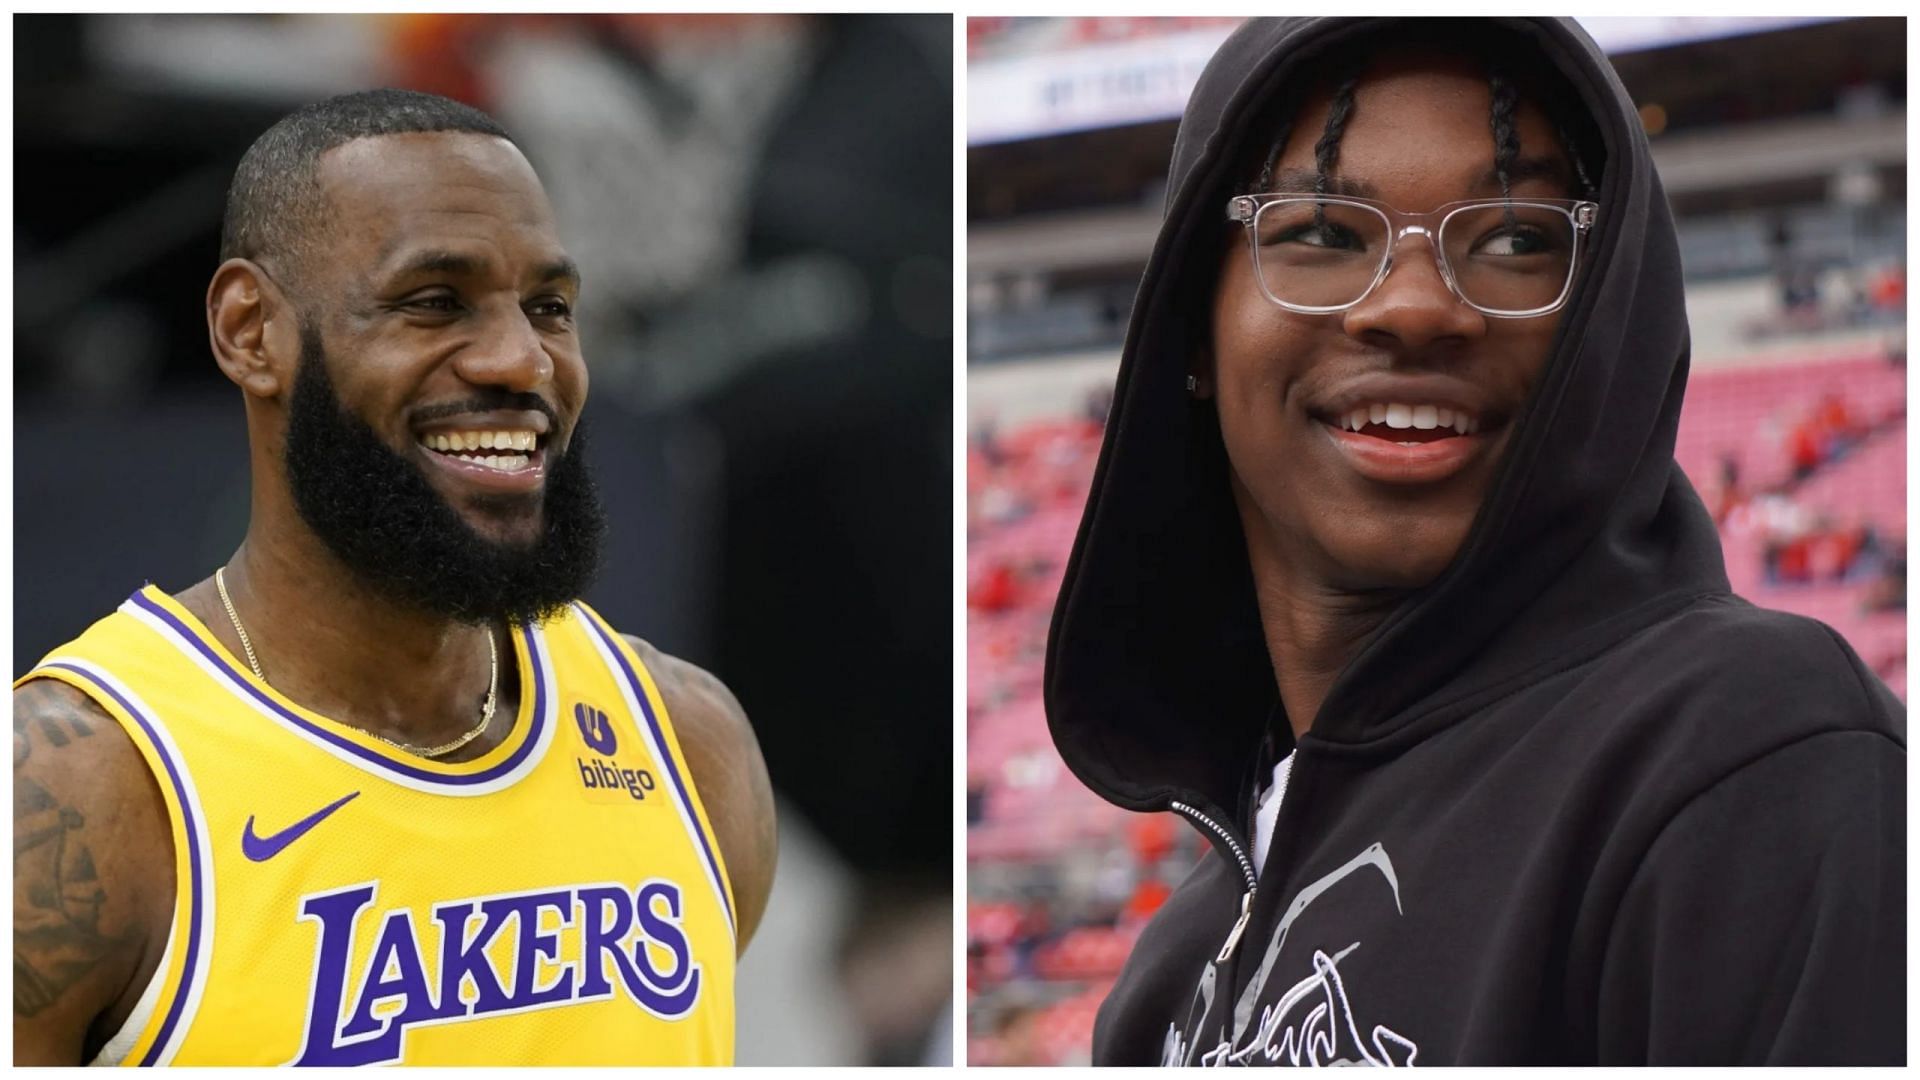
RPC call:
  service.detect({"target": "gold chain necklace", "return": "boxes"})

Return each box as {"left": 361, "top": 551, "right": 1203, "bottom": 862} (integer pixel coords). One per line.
{"left": 214, "top": 566, "right": 498, "bottom": 759}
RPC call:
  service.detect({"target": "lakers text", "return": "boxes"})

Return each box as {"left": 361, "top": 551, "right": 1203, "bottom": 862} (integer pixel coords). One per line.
{"left": 293, "top": 878, "right": 701, "bottom": 1065}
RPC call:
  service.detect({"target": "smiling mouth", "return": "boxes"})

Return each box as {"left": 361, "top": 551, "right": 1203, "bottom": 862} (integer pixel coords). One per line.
{"left": 418, "top": 429, "right": 545, "bottom": 474}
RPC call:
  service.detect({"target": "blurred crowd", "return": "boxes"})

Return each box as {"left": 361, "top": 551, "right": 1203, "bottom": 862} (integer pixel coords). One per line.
{"left": 966, "top": 390, "right": 1136, "bottom": 1065}
{"left": 1684, "top": 347, "right": 1908, "bottom": 693}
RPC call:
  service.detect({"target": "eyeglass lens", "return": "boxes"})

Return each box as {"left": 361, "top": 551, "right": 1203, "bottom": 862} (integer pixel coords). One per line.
{"left": 1252, "top": 200, "right": 1577, "bottom": 313}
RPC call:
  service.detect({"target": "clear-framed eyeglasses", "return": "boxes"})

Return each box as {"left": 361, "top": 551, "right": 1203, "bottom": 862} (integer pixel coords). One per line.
{"left": 1225, "top": 193, "right": 1599, "bottom": 318}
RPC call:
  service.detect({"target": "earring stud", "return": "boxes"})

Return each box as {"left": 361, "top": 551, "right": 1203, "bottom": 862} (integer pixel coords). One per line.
{"left": 1185, "top": 375, "right": 1198, "bottom": 393}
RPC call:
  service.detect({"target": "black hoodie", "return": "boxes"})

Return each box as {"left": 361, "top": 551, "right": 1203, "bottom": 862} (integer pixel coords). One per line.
{"left": 1044, "top": 17, "right": 1904, "bottom": 1066}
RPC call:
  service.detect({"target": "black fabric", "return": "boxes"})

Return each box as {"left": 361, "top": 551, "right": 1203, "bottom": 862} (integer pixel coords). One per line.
{"left": 1042, "top": 16, "right": 1906, "bottom": 1066}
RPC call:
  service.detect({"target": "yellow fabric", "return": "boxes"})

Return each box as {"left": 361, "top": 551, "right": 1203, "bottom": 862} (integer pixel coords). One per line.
{"left": 19, "top": 586, "right": 735, "bottom": 1066}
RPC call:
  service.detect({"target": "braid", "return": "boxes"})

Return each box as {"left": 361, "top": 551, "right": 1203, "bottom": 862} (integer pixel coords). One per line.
{"left": 1555, "top": 118, "right": 1596, "bottom": 197}
{"left": 1313, "top": 71, "right": 1361, "bottom": 197}
{"left": 1490, "top": 66, "right": 1600, "bottom": 204}
{"left": 1308, "top": 69, "right": 1360, "bottom": 225}
{"left": 1487, "top": 69, "right": 1522, "bottom": 198}
{"left": 1487, "top": 68, "right": 1521, "bottom": 225}
{"left": 1243, "top": 57, "right": 1361, "bottom": 195}
{"left": 1254, "top": 116, "right": 1295, "bottom": 192}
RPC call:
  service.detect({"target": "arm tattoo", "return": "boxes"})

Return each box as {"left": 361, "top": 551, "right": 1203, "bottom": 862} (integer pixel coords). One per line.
{"left": 13, "top": 685, "right": 131, "bottom": 1019}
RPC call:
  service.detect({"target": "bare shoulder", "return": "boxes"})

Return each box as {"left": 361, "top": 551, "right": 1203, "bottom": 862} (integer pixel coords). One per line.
{"left": 13, "top": 677, "right": 175, "bottom": 1064}
{"left": 620, "top": 635, "right": 776, "bottom": 958}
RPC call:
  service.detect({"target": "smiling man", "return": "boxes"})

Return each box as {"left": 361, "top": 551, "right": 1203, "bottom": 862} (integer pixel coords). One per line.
{"left": 13, "top": 90, "right": 774, "bottom": 1066}
{"left": 1045, "top": 18, "right": 1903, "bottom": 1066}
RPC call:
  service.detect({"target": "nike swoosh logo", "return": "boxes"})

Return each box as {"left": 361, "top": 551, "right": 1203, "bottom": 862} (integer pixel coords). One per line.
{"left": 242, "top": 791, "right": 360, "bottom": 862}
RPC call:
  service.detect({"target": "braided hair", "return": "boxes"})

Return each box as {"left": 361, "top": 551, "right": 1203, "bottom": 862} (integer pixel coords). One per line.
{"left": 1246, "top": 49, "right": 1599, "bottom": 203}
{"left": 1487, "top": 68, "right": 1521, "bottom": 212}
{"left": 1311, "top": 69, "right": 1363, "bottom": 198}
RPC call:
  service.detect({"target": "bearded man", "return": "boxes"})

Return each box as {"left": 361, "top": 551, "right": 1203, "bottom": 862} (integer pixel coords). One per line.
{"left": 13, "top": 89, "right": 774, "bottom": 1066}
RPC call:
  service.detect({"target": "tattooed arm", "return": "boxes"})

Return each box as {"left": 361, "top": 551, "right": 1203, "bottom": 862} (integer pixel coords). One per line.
{"left": 13, "top": 678, "right": 175, "bottom": 1065}
{"left": 622, "top": 636, "right": 777, "bottom": 960}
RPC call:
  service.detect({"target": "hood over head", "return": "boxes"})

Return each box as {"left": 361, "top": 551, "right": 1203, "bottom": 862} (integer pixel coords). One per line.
{"left": 1045, "top": 17, "right": 1729, "bottom": 820}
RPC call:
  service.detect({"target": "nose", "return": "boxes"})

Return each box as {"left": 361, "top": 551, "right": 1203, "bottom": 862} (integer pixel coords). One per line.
{"left": 1341, "top": 230, "right": 1484, "bottom": 351}
{"left": 451, "top": 303, "right": 554, "bottom": 393}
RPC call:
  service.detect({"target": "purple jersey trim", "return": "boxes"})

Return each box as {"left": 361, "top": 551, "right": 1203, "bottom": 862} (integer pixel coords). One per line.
{"left": 574, "top": 605, "right": 737, "bottom": 933}
{"left": 127, "top": 590, "right": 546, "bottom": 787}
{"left": 42, "top": 662, "right": 205, "bottom": 1067}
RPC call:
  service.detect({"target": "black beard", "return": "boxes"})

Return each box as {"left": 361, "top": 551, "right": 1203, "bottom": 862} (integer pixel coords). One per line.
{"left": 283, "top": 324, "right": 606, "bottom": 625}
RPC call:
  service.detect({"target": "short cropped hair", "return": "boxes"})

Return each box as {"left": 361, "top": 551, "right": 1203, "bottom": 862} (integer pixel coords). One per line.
{"left": 218, "top": 88, "right": 515, "bottom": 280}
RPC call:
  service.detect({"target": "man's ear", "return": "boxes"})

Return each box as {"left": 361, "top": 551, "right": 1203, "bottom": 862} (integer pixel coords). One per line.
{"left": 207, "top": 258, "right": 298, "bottom": 399}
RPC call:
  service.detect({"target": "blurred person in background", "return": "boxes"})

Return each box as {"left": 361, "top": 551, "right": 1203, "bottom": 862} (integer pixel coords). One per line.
{"left": 14, "top": 87, "right": 774, "bottom": 1067}
{"left": 14, "top": 13, "right": 951, "bottom": 1067}
{"left": 1043, "top": 16, "right": 1902, "bottom": 1066}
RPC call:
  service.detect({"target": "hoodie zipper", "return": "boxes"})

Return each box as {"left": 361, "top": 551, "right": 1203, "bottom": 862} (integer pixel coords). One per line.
{"left": 1170, "top": 800, "right": 1258, "bottom": 963}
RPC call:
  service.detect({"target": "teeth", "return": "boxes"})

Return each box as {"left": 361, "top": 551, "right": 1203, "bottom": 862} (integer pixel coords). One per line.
{"left": 1334, "top": 403, "right": 1481, "bottom": 436}
{"left": 420, "top": 430, "right": 541, "bottom": 455}
{"left": 446, "top": 452, "right": 531, "bottom": 471}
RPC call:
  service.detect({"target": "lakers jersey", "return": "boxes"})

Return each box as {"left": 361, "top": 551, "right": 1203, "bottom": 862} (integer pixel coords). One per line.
{"left": 18, "top": 585, "right": 736, "bottom": 1065}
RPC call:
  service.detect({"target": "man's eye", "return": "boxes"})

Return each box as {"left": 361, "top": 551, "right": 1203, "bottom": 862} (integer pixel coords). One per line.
{"left": 1264, "top": 220, "right": 1365, "bottom": 251}
{"left": 1475, "top": 227, "right": 1556, "bottom": 257}
{"left": 407, "top": 295, "right": 461, "bottom": 313}
{"left": 529, "top": 298, "right": 574, "bottom": 319}
{"left": 1291, "top": 225, "right": 1359, "bottom": 248}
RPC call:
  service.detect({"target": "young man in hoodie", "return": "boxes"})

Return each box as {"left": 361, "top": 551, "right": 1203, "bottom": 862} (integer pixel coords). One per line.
{"left": 1044, "top": 18, "right": 1903, "bottom": 1066}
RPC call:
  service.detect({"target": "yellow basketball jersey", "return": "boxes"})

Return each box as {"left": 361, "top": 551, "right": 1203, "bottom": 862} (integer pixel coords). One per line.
{"left": 19, "top": 585, "right": 736, "bottom": 1066}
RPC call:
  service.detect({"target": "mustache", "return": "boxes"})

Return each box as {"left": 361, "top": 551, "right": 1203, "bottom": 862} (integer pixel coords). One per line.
{"left": 408, "top": 391, "right": 560, "bottom": 429}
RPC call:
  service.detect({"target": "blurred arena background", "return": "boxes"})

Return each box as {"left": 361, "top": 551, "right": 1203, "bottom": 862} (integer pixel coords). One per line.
{"left": 964, "top": 16, "right": 1904, "bottom": 1066}
{"left": 13, "top": 14, "right": 952, "bottom": 1065}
